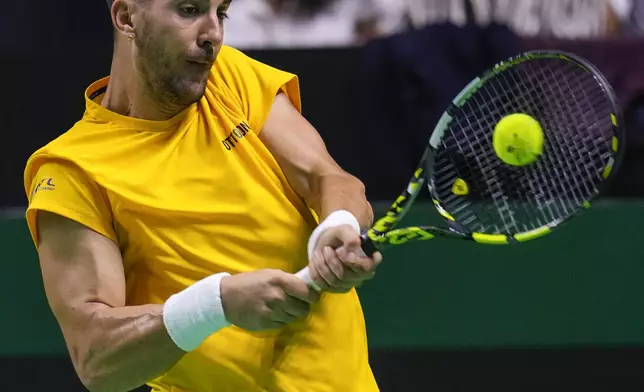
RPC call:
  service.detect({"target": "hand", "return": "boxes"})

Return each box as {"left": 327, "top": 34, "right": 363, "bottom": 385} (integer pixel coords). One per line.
{"left": 219, "top": 269, "right": 320, "bottom": 331}
{"left": 308, "top": 225, "right": 383, "bottom": 293}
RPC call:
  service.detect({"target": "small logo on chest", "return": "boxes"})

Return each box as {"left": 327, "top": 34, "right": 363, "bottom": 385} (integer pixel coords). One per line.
{"left": 222, "top": 122, "right": 251, "bottom": 151}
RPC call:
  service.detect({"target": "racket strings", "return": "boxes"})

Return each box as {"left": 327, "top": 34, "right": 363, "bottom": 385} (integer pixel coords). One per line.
{"left": 513, "top": 65, "right": 592, "bottom": 218}
{"left": 538, "top": 67, "right": 605, "bottom": 179}
{"left": 432, "top": 57, "right": 616, "bottom": 235}
{"left": 514, "top": 62, "right": 609, "bottom": 227}
{"left": 441, "top": 100, "right": 510, "bottom": 228}
{"left": 534, "top": 65, "right": 613, "bottom": 200}
{"left": 501, "top": 62, "right": 609, "bottom": 228}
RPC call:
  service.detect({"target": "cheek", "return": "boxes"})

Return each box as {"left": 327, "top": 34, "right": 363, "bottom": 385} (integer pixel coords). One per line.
{"left": 142, "top": 22, "right": 182, "bottom": 55}
{"left": 143, "top": 37, "right": 179, "bottom": 70}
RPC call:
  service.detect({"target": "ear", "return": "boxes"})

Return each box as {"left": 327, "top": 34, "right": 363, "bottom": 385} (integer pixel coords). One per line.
{"left": 111, "top": 0, "right": 138, "bottom": 38}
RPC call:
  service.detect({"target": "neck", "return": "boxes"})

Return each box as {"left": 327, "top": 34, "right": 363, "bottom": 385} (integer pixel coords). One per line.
{"left": 101, "top": 47, "right": 186, "bottom": 121}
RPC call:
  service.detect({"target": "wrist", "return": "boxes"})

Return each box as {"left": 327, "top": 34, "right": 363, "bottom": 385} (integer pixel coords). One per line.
{"left": 162, "top": 272, "right": 232, "bottom": 352}
{"left": 307, "top": 210, "right": 360, "bottom": 260}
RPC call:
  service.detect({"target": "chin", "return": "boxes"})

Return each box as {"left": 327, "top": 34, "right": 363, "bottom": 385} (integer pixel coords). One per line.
{"left": 186, "top": 82, "right": 208, "bottom": 103}
{"left": 173, "top": 81, "right": 208, "bottom": 106}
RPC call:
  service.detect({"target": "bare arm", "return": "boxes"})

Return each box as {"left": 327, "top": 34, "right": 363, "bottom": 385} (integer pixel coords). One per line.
{"left": 259, "top": 93, "right": 374, "bottom": 230}
{"left": 36, "top": 211, "right": 185, "bottom": 392}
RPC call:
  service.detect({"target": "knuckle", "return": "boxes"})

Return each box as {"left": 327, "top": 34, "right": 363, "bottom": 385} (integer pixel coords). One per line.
{"left": 266, "top": 289, "right": 286, "bottom": 304}
{"left": 259, "top": 306, "right": 273, "bottom": 320}
{"left": 265, "top": 269, "right": 282, "bottom": 282}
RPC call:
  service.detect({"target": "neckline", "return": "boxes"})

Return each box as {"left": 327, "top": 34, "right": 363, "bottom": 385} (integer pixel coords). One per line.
{"left": 84, "top": 77, "right": 198, "bottom": 132}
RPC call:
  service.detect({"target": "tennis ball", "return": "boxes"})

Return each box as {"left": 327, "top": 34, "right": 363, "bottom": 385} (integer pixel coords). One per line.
{"left": 493, "top": 113, "right": 544, "bottom": 166}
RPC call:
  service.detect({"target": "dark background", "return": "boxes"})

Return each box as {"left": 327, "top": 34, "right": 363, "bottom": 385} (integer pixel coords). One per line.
{"left": 3, "top": 1, "right": 644, "bottom": 391}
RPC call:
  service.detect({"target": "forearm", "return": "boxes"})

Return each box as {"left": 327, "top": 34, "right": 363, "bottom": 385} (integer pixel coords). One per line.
{"left": 68, "top": 303, "right": 184, "bottom": 392}
{"left": 311, "top": 173, "right": 373, "bottom": 231}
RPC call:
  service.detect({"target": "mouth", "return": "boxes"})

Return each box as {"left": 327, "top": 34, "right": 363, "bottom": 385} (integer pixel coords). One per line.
{"left": 187, "top": 59, "right": 214, "bottom": 67}
{"left": 186, "top": 60, "right": 214, "bottom": 76}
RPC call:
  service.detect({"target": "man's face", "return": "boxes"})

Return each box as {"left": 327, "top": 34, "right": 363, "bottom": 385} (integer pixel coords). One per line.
{"left": 132, "top": 0, "right": 230, "bottom": 107}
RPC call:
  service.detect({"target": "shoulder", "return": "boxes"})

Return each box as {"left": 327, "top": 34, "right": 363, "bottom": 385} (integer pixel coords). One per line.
{"left": 24, "top": 121, "right": 102, "bottom": 194}
{"left": 209, "top": 46, "right": 302, "bottom": 121}
{"left": 212, "top": 46, "right": 299, "bottom": 90}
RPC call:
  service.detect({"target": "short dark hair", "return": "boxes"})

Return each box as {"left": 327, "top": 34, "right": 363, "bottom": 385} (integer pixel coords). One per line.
{"left": 106, "top": 0, "right": 115, "bottom": 8}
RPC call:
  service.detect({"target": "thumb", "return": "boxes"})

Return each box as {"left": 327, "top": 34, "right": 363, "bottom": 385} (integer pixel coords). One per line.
{"left": 319, "top": 224, "right": 362, "bottom": 250}
{"left": 276, "top": 272, "right": 320, "bottom": 304}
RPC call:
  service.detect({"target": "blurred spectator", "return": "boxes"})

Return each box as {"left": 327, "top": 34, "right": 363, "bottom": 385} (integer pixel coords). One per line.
{"left": 611, "top": 0, "right": 644, "bottom": 35}
{"left": 388, "top": 0, "right": 644, "bottom": 39}
{"left": 223, "top": 0, "right": 398, "bottom": 49}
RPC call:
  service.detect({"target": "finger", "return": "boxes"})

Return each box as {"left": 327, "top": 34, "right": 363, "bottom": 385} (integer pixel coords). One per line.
{"left": 305, "top": 255, "right": 328, "bottom": 293}
{"left": 344, "top": 254, "right": 378, "bottom": 277}
{"left": 267, "top": 304, "right": 298, "bottom": 324}
{"left": 280, "top": 297, "right": 311, "bottom": 318}
{"left": 321, "top": 247, "right": 367, "bottom": 293}
{"left": 318, "top": 247, "right": 374, "bottom": 283}
{"left": 335, "top": 226, "right": 363, "bottom": 253}
{"left": 335, "top": 246, "right": 373, "bottom": 272}
{"left": 337, "top": 225, "right": 362, "bottom": 246}
{"left": 314, "top": 249, "right": 338, "bottom": 288}
{"left": 372, "top": 251, "right": 383, "bottom": 266}
{"left": 276, "top": 272, "right": 321, "bottom": 304}
{"left": 335, "top": 245, "right": 354, "bottom": 263}
{"left": 323, "top": 246, "right": 346, "bottom": 281}
{"left": 317, "top": 225, "right": 362, "bottom": 251}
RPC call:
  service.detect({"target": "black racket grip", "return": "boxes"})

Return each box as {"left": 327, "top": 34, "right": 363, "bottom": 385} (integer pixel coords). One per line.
{"left": 359, "top": 233, "right": 379, "bottom": 257}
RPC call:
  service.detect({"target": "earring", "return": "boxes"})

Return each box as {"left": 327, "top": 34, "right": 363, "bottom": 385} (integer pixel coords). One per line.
{"left": 128, "top": 33, "right": 135, "bottom": 41}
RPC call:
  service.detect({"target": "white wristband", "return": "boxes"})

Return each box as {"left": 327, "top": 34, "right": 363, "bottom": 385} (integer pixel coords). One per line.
{"left": 163, "top": 272, "right": 232, "bottom": 352}
{"left": 306, "top": 210, "right": 361, "bottom": 261}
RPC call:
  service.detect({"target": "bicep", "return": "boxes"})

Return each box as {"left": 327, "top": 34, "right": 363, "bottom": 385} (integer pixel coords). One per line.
{"left": 258, "top": 93, "right": 341, "bottom": 194}
{"left": 37, "top": 211, "right": 125, "bottom": 328}
{"left": 259, "top": 93, "right": 372, "bottom": 226}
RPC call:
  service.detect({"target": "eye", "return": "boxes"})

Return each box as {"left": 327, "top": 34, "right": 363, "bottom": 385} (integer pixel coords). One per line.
{"left": 217, "top": 10, "right": 229, "bottom": 20}
{"left": 217, "top": 5, "right": 229, "bottom": 20}
{"left": 217, "top": 11, "right": 228, "bottom": 20}
{"left": 179, "top": 4, "right": 199, "bottom": 16}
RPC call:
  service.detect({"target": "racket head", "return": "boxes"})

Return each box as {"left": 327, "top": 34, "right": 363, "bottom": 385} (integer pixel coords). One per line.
{"left": 423, "top": 50, "right": 624, "bottom": 244}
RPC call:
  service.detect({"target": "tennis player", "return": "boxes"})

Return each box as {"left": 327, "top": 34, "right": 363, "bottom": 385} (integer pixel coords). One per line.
{"left": 23, "top": 0, "right": 382, "bottom": 391}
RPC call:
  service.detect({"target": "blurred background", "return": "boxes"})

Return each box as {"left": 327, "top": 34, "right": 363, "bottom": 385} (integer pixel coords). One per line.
{"left": 3, "top": 0, "right": 644, "bottom": 390}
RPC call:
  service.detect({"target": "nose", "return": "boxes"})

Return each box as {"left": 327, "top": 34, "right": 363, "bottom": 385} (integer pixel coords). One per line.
{"left": 197, "top": 9, "right": 223, "bottom": 50}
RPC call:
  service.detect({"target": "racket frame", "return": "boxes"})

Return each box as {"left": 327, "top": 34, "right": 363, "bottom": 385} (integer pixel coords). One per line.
{"left": 362, "top": 50, "right": 625, "bottom": 252}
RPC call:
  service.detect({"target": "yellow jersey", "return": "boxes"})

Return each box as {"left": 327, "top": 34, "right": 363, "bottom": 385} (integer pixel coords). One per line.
{"left": 24, "top": 46, "right": 378, "bottom": 392}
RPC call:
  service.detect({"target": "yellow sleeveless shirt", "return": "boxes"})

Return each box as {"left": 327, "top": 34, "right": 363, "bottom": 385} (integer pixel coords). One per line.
{"left": 24, "top": 46, "right": 378, "bottom": 392}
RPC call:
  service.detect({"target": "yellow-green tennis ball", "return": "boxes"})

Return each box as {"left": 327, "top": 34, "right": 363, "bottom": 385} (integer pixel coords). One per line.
{"left": 493, "top": 113, "right": 544, "bottom": 166}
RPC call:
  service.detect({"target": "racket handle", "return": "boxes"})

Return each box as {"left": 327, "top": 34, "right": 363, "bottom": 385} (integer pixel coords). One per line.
{"left": 359, "top": 233, "right": 378, "bottom": 257}
{"left": 295, "top": 235, "right": 378, "bottom": 292}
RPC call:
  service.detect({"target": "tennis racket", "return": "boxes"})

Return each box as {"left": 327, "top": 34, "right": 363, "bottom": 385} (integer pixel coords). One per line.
{"left": 296, "top": 50, "right": 624, "bottom": 286}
